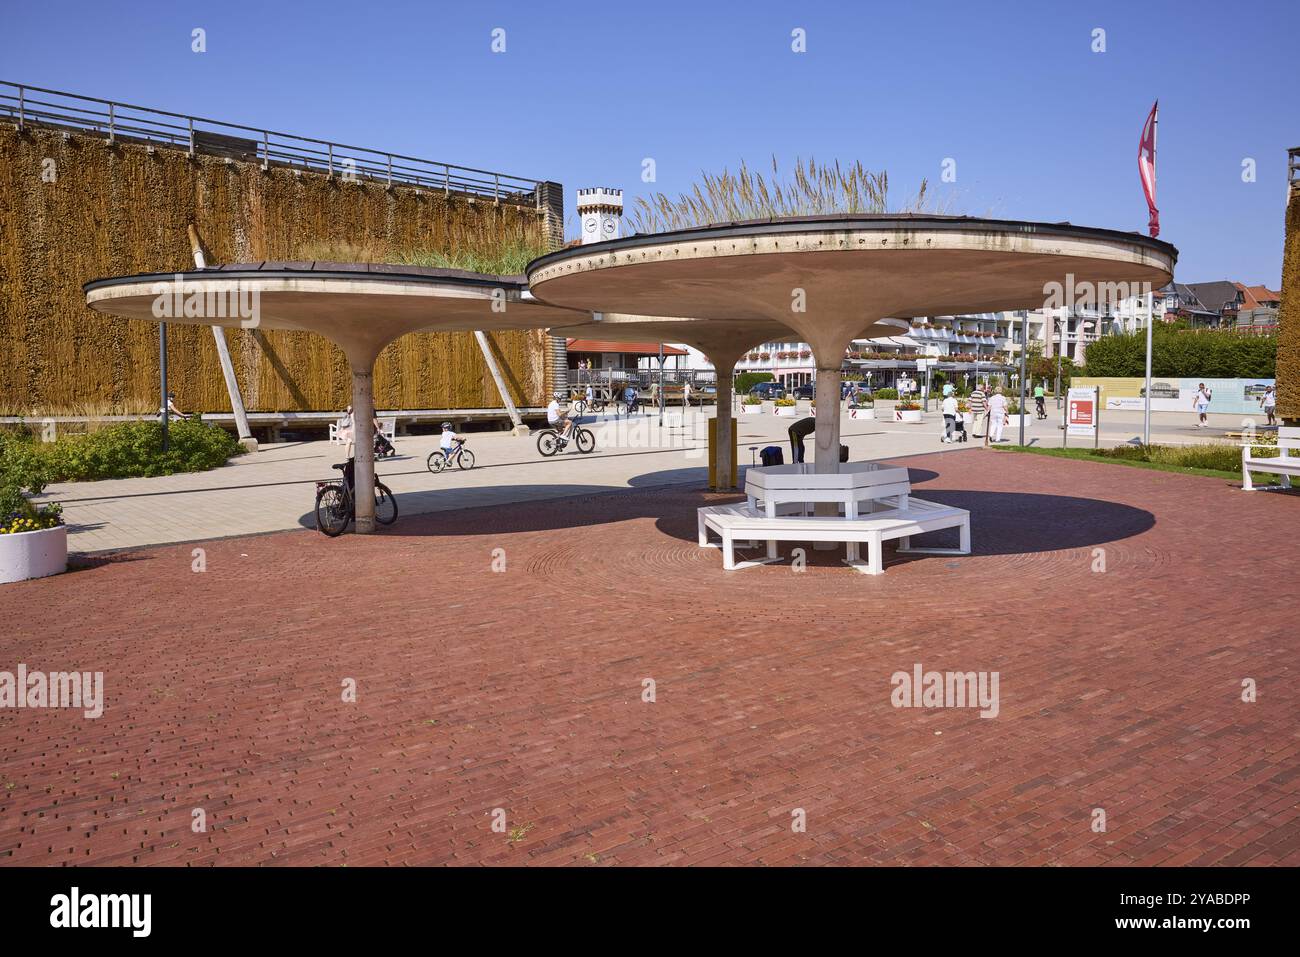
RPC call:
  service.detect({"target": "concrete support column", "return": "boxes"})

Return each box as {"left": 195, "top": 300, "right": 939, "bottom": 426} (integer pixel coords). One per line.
{"left": 349, "top": 358, "right": 377, "bottom": 534}
{"left": 813, "top": 362, "right": 842, "bottom": 473}
{"left": 713, "top": 361, "right": 736, "bottom": 490}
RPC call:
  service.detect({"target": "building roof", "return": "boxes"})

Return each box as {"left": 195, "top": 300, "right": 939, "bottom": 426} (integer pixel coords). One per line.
{"left": 1183, "top": 281, "right": 1240, "bottom": 314}
{"left": 1236, "top": 283, "right": 1282, "bottom": 308}
{"left": 566, "top": 339, "right": 687, "bottom": 356}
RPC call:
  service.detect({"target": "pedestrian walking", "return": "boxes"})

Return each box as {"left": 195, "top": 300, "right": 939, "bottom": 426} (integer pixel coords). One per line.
{"left": 1192, "top": 382, "right": 1213, "bottom": 428}
{"left": 1259, "top": 385, "right": 1276, "bottom": 427}
{"left": 987, "top": 387, "right": 1009, "bottom": 444}
{"left": 969, "top": 381, "right": 988, "bottom": 438}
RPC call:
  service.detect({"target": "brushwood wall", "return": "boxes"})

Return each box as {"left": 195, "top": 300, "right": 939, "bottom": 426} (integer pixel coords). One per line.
{"left": 0, "top": 124, "right": 552, "bottom": 415}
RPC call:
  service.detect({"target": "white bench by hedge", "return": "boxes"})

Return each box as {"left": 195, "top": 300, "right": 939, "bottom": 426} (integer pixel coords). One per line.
{"left": 698, "top": 498, "right": 970, "bottom": 574}
{"left": 1242, "top": 428, "right": 1299, "bottom": 491}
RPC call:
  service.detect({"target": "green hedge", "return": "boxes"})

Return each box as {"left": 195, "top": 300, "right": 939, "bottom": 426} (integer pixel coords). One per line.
{"left": 734, "top": 372, "right": 775, "bottom": 394}
{"left": 1083, "top": 325, "right": 1276, "bottom": 378}
{"left": 1, "top": 418, "right": 242, "bottom": 484}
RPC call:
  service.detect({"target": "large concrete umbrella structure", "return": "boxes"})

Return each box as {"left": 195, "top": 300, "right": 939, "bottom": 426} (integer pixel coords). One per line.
{"left": 84, "top": 262, "right": 585, "bottom": 532}
{"left": 530, "top": 214, "right": 1177, "bottom": 472}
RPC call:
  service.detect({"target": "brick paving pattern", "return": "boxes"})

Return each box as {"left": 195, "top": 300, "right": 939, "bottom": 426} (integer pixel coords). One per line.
{"left": 1, "top": 450, "right": 1296, "bottom": 866}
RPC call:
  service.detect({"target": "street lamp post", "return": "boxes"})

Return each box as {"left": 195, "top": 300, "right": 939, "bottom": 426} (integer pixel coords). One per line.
{"left": 1018, "top": 311, "right": 1028, "bottom": 445}
{"left": 159, "top": 322, "right": 169, "bottom": 453}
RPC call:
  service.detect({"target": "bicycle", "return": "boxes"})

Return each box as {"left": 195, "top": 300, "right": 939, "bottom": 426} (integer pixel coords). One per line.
{"left": 426, "top": 438, "right": 476, "bottom": 473}
{"left": 536, "top": 421, "right": 595, "bottom": 456}
{"left": 314, "top": 459, "right": 398, "bottom": 537}
{"left": 616, "top": 397, "right": 642, "bottom": 416}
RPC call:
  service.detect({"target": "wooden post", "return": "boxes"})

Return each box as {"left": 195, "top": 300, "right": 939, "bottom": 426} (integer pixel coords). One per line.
{"left": 188, "top": 225, "right": 256, "bottom": 451}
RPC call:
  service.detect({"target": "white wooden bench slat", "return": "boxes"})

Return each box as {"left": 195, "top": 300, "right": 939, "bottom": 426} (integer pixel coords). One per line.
{"left": 1241, "top": 439, "right": 1297, "bottom": 491}
{"left": 698, "top": 497, "right": 970, "bottom": 575}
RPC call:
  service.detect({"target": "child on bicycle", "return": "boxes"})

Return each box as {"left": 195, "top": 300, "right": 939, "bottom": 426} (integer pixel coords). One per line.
{"left": 439, "top": 421, "right": 465, "bottom": 459}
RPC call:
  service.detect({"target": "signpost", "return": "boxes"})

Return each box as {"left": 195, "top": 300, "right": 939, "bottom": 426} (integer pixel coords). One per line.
{"left": 1065, "top": 385, "right": 1100, "bottom": 448}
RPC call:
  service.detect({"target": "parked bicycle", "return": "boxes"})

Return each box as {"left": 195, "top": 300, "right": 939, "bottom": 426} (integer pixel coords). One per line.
{"left": 426, "top": 437, "right": 475, "bottom": 473}
{"left": 536, "top": 423, "right": 595, "bottom": 456}
{"left": 314, "top": 459, "right": 398, "bottom": 537}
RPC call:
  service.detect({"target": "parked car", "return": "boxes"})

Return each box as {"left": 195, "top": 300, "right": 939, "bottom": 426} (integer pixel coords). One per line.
{"left": 792, "top": 383, "right": 816, "bottom": 400}
{"left": 747, "top": 382, "right": 786, "bottom": 400}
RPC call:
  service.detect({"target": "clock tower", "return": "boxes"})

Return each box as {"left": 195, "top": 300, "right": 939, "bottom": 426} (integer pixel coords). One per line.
{"left": 577, "top": 187, "right": 622, "bottom": 245}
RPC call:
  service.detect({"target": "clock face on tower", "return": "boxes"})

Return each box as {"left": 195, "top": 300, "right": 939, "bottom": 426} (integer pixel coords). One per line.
{"left": 601, "top": 216, "right": 617, "bottom": 237}
{"left": 583, "top": 215, "right": 597, "bottom": 235}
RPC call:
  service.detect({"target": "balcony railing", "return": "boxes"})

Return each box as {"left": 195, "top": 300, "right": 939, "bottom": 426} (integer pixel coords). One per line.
{"left": 0, "top": 80, "right": 545, "bottom": 205}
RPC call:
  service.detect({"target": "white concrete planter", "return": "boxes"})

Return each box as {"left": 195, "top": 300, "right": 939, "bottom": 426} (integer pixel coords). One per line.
{"left": 773, "top": 405, "right": 799, "bottom": 417}
{"left": 848, "top": 407, "right": 876, "bottom": 420}
{"left": 740, "top": 403, "right": 763, "bottom": 414}
{"left": 895, "top": 409, "right": 924, "bottom": 424}
{"left": 0, "top": 525, "right": 68, "bottom": 584}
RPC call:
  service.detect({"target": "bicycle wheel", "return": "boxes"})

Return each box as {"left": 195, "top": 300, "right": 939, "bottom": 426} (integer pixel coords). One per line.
{"left": 572, "top": 400, "right": 587, "bottom": 417}
{"left": 315, "top": 485, "right": 350, "bottom": 537}
{"left": 575, "top": 428, "right": 595, "bottom": 454}
{"left": 427, "top": 451, "right": 447, "bottom": 473}
{"left": 616, "top": 401, "right": 629, "bottom": 416}
{"left": 374, "top": 482, "right": 398, "bottom": 525}
{"left": 591, "top": 400, "right": 605, "bottom": 413}
{"left": 537, "top": 431, "right": 559, "bottom": 456}
{"left": 458, "top": 449, "right": 476, "bottom": 470}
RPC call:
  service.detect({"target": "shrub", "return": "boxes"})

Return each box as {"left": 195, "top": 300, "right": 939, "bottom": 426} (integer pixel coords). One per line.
{"left": 896, "top": 401, "right": 921, "bottom": 411}
{"left": 773, "top": 398, "right": 796, "bottom": 407}
{"left": 0, "top": 436, "right": 63, "bottom": 535}
{"left": 741, "top": 395, "right": 761, "bottom": 405}
{"left": 1083, "top": 324, "right": 1277, "bottom": 378}
{"left": 875, "top": 388, "right": 899, "bottom": 399}
{"left": 1095, "top": 441, "right": 1272, "bottom": 472}
{"left": 734, "top": 372, "right": 775, "bottom": 394}
{"left": 2, "top": 418, "right": 241, "bottom": 484}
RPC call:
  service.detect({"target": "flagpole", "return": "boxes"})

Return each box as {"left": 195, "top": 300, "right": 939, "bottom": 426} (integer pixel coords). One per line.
{"left": 1143, "top": 288, "right": 1153, "bottom": 446}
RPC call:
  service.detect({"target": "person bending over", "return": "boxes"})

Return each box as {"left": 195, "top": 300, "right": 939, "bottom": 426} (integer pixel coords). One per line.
{"left": 788, "top": 416, "right": 816, "bottom": 464}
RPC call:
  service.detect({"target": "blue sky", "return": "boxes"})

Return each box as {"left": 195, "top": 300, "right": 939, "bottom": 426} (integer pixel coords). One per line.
{"left": 6, "top": 0, "right": 1296, "bottom": 282}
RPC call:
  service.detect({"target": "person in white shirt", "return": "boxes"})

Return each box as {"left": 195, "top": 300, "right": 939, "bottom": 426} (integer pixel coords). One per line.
{"left": 1192, "top": 383, "right": 1213, "bottom": 428}
{"left": 940, "top": 394, "right": 966, "bottom": 443}
{"left": 546, "top": 392, "right": 575, "bottom": 443}
{"left": 1259, "top": 385, "right": 1277, "bottom": 427}
{"left": 987, "top": 387, "right": 1009, "bottom": 444}
{"left": 439, "top": 421, "right": 464, "bottom": 461}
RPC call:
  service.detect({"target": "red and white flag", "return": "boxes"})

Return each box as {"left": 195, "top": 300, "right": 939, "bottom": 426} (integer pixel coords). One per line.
{"left": 1138, "top": 100, "right": 1159, "bottom": 238}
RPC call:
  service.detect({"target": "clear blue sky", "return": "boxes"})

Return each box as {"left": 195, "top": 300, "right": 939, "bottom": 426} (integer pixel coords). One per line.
{"left": 6, "top": 0, "right": 1296, "bottom": 283}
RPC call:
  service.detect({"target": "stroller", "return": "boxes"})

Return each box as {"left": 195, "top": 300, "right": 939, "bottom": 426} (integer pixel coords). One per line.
{"left": 373, "top": 429, "right": 396, "bottom": 459}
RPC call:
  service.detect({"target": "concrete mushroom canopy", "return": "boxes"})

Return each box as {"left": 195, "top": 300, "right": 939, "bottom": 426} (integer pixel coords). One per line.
{"left": 529, "top": 214, "right": 1177, "bottom": 471}
{"left": 84, "top": 262, "right": 586, "bottom": 532}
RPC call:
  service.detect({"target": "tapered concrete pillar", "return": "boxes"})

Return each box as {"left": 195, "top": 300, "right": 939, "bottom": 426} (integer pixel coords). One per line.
{"left": 348, "top": 349, "right": 379, "bottom": 534}
{"left": 713, "top": 367, "right": 735, "bottom": 490}
{"left": 705, "top": 347, "right": 744, "bottom": 491}
{"left": 812, "top": 360, "right": 843, "bottom": 473}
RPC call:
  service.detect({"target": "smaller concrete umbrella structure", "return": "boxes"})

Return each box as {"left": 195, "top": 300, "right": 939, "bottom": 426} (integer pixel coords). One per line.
{"left": 547, "top": 313, "right": 897, "bottom": 488}
{"left": 85, "top": 262, "right": 585, "bottom": 532}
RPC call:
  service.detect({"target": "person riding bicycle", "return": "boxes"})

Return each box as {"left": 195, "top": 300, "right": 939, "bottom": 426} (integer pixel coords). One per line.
{"left": 546, "top": 392, "right": 576, "bottom": 444}
{"left": 623, "top": 383, "right": 639, "bottom": 415}
{"left": 439, "top": 421, "right": 464, "bottom": 460}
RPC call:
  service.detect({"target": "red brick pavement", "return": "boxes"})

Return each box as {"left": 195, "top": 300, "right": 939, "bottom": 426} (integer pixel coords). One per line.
{"left": 0, "top": 450, "right": 1296, "bottom": 866}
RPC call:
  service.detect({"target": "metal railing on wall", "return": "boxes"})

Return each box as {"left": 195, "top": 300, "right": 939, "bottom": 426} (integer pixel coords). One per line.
{"left": 0, "top": 80, "right": 543, "bottom": 206}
